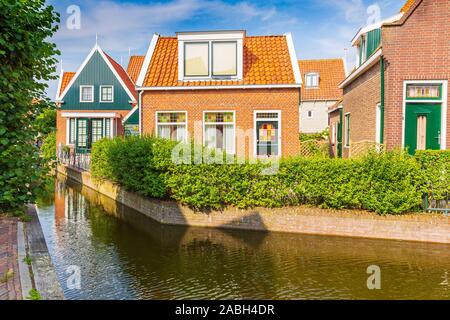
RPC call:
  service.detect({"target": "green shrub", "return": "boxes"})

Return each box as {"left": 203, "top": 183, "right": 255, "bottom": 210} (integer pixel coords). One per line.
{"left": 90, "top": 136, "right": 432, "bottom": 214}
{"left": 40, "top": 132, "right": 56, "bottom": 163}
{"left": 415, "top": 150, "right": 450, "bottom": 201}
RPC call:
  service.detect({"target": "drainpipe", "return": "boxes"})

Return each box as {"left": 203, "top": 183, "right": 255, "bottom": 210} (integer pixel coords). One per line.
{"left": 380, "top": 57, "right": 385, "bottom": 144}
{"left": 138, "top": 90, "right": 143, "bottom": 136}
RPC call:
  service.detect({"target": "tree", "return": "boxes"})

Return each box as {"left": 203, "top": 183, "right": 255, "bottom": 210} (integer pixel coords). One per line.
{"left": 0, "top": 0, "right": 60, "bottom": 212}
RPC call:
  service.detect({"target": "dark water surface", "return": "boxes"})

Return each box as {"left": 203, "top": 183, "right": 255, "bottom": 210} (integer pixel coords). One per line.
{"left": 36, "top": 177, "right": 450, "bottom": 300}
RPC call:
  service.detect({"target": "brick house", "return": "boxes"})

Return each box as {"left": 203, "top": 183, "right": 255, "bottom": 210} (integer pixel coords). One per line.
{"left": 298, "top": 59, "right": 346, "bottom": 134}
{"left": 135, "top": 30, "right": 302, "bottom": 158}
{"left": 333, "top": 0, "right": 449, "bottom": 157}
{"left": 55, "top": 44, "right": 139, "bottom": 153}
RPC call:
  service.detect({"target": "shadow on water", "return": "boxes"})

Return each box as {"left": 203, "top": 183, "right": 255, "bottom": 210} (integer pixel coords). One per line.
{"left": 37, "top": 175, "right": 450, "bottom": 300}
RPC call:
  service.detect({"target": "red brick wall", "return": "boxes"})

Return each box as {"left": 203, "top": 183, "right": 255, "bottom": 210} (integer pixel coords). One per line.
{"left": 141, "top": 88, "right": 301, "bottom": 158}
{"left": 342, "top": 62, "right": 381, "bottom": 157}
{"left": 56, "top": 109, "right": 130, "bottom": 148}
{"left": 382, "top": 0, "right": 450, "bottom": 149}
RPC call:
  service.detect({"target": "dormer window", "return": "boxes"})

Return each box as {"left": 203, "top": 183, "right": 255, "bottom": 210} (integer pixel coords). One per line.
{"left": 178, "top": 30, "right": 244, "bottom": 81}
{"left": 212, "top": 42, "right": 237, "bottom": 76}
{"left": 305, "top": 73, "right": 319, "bottom": 88}
{"left": 80, "top": 85, "right": 94, "bottom": 102}
{"left": 184, "top": 42, "right": 209, "bottom": 77}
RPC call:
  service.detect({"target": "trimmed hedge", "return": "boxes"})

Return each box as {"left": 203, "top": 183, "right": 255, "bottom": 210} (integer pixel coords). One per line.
{"left": 415, "top": 150, "right": 450, "bottom": 201}
{"left": 91, "top": 136, "right": 448, "bottom": 214}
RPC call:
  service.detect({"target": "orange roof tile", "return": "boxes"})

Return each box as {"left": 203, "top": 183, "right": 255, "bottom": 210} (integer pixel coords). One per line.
{"left": 59, "top": 72, "right": 75, "bottom": 96}
{"left": 143, "top": 35, "right": 296, "bottom": 87}
{"left": 400, "top": 0, "right": 415, "bottom": 13}
{"left": 299, "top": 59, "right": 345, "bottom": 101}
{"left": 127, "top": 56, "right": 145, "bottom": 83}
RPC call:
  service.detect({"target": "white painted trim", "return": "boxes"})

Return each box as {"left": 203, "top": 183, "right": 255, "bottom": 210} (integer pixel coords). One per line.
{"left": 202, "top": 110, "right": 236, "bottom": 155}
{"left": 253, "top": 110, "right": 282, "bottom": 158}
{"left": 339, "top": 49, "right": 382, "bottom": 88}
{"left": 66, "top": 118, "right": 70, "bottom": 145}
{"left": 56, "top": 68, "right": 64, "bottom": 101}
{"left": 351, "top": 13, "right": 404, "bottom": 45}
{"left": 97, "top": 46, "right": 136, "bottom": 102}
{"left": 122, "top": 105, "right": 139, "bottom": 124}
{"left": 59, "top": 44, "right": 98, "bottom": 101}
{"left": 137, "top": 34, "right": 159, "bottom": 87}
{"left": 375, "top": 103, "right": 382, "bottom": 144}
{"left": 139, "top": 84, "right": 301, "bottom": 91}
{"left": 155, "top": 111, "right": 188, "bottom": 142}
{"left": 402, "top": 80, "right": 448, "bottom": 150}
{"left": 344, "top": 112, "right": 351, "bottom": 148}
{"left": 79, "top": 85, "right": 94, "bottom": 103}
{"left": 342, "top": 57, "right": 349, "bottom": 77}
{"left": 285, "top": 33, "right": 302, "bottom": 85}
{"left": 99, "top": 85, "right": 114, "bottom": 103}
{"left": 177, "top": 31, "right": 245, "bottom": 41}
{"left": 61, "top": 112, "right": 119, "bottom": 118}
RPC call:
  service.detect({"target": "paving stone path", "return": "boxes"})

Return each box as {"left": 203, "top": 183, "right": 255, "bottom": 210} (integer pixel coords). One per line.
{"left": 0, "top": 218, "right": 22, "bottom": 300}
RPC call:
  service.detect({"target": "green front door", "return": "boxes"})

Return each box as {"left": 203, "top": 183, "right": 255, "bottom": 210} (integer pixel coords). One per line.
{"left": 405, "top": 103, "right": 441, "bottom": 155}
{"left": 76, "top": 118, "right": 89, "bottom": 154}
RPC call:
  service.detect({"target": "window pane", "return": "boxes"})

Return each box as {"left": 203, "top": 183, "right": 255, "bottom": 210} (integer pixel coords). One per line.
{"left": 91, "top": 119, "right": 103, "bottom": 143}
{"left": 157, "top": 112, "right": 186, "bottom": 123}
{"left": 69, "top": 118, "right": 76, "bottom": 144}
{"left": 81, "top": 87, "right": 93, "bottom": 101}
{"left": 158, "top": 124, "right": 186, "bottom": 142}
{"left": 184, "top": 43, "right": 209, "bottom": 77}
{"left": 101, "top": 86, "right": 113, "bottom": 102}
{"left": 77, "top": 120, "right": 88, "bottom": 148}
{"left": 212, "top": 42, "right": 237, "bottom": 76}
{"left": 204, "top": 112, "right": 234, "bottom": 123}
{"left": 105, "top": 119, "right": 111, "bottom": 137}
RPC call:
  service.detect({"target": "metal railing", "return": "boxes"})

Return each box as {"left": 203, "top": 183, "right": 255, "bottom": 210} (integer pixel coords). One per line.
{"left": 424, "top": 194, "right": 450, "bottom": 216}
{"left": 57, "top": 146, "right": 91, "bottom": 172}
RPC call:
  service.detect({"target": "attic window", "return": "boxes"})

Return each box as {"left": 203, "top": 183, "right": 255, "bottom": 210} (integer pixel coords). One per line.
{"left": 212, "top": 42, "right": 237, "bottom": 76}
{"left": 184, "top": 42, "right": 209, "bottom": 77}
{"left": 305, "top": 73, "right": 319, "bottom": 88}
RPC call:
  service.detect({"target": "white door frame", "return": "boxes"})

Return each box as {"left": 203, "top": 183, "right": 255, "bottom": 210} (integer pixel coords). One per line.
{"left": 402, "top": 80, "right": 448, "bottom": 150}
{"left": 253, "top": 110, "right": 282, "bottom": 158}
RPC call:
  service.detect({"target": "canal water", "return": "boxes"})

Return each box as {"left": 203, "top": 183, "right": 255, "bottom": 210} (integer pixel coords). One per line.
{"left": 36, "top": 177, "right": 450, "bottom": 300}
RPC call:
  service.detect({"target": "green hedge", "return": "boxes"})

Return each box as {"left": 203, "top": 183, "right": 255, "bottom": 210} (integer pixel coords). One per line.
{"left": 415, "top": 150, "right": 450, "bottom": 201}
{"left": 89, "top": 137, "right": 446, "bottom": 214}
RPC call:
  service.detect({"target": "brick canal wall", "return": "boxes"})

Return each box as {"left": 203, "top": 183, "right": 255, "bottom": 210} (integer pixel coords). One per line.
{"left": 57, "top": 164, "right": 450, "bottom": 244}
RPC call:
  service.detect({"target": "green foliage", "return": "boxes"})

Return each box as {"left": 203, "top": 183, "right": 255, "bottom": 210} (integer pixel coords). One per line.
{"left": 91, "top": 137, "right": 431, "bottom": 214}
{"left": 415, "top": 150, "right": 450, "bottom": 201}
{"left": 299, "top": 128, "right": 330, "bottom": 142}
{"left": 27, "top": 289, "right": 42, "bottom": 300}
{"left": 40, "top": 132, "right": 56, "bottom": 163}
{"left": 23, "top": 255, "right": 32, "bottom": 265}
{"left": 0, "top": 0, "right": 60, "bottom": 212}
{"left": 34, "top": 106, "right": 56, "bottom": 136}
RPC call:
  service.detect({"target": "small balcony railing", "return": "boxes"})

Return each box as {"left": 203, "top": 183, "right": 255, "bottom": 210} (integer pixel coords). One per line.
{"left": 57, "top": 146, "right": 91, "bottom": 172}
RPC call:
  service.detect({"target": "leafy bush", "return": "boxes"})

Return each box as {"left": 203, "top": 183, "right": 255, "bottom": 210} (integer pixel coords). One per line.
{"left": 415, "top": 150, "right": 450, "bottom": 201}
{"left": 40, "top": 132, "right": 56, "bottom": 163}
{"left": 91, "top": 137, "right": 432, "bottom": 214}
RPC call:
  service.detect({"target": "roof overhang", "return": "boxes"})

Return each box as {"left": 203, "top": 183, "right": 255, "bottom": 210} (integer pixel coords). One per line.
{"left": 339, "top": 49, "right": 382, "bottom": 89}
{"left": 61, "top": 112, "right": 121, "bottom": 118}
{"left": 176, "top": 30, "right": 246, "bottom": 41}
{"left": 351, "top": 13, "right": 404, "bottom": 45}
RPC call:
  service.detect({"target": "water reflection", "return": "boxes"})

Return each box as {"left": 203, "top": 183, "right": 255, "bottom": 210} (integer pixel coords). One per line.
{"left": 36, "top": 175, "right": 450, "bottom": 300}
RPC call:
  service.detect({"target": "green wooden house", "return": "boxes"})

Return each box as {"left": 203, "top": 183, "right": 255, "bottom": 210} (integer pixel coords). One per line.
{"left": 56, "top": 44, "right": 139, "bottom": 153}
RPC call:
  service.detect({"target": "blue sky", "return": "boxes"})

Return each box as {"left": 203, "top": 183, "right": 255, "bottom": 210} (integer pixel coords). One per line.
{"left": 47, "top": 0, "right": 404, "bottom": 98}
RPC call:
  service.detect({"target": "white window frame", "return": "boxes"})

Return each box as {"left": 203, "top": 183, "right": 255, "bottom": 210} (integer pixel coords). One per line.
{"left": 155, "top": 111, "right": 188, "bottom": 142}
{"left": 305, "top": 73, "right": 319, "bottom": 88}
{"left": 178, "top": 38, "right": 243, "bottom": 82}
{"left": 66, "top": 118, "right": 77, "bottom": 145}
{"left": 99, "top": 85, "right": 114, "bottom": 103}
{"left": 402, "top": 80, "right": 448, "bottom": 150}
{"left": 79, "top": 85, "right": 94, "bottom": 103}
{"left": 344, "top": 112, "right": 351, "bottom": 148}
{"left": 253, "top": 110, "right": 282, "bottom": 158}
{"left": 211, "top": 41, "right": 238, "bottom": 77}
{"left": 202, "top": 110, "right": 236, "bottom": 155}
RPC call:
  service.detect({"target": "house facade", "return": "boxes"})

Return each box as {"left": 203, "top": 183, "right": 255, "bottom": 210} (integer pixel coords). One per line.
{"left": 298, "top": 59, "right": 346, "bottom": 134}
{"left": 55, "top": 45, "right": 139, "bottom": 153}
{"left": 335, "top": 0, "right": 449, "bottom": 157}
{"left": 135, "top": 31, "right": 302, "bottom": 158}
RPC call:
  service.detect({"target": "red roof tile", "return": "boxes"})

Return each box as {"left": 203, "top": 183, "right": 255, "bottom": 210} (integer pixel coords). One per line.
{"left": 299, "top": 59, "right": 345, "bottom": 101}
{"left": 104, "top": 52, "right": 138, "bottom": 100}
{"left": 59, "top": 72, "right": 75, "bottom": 96}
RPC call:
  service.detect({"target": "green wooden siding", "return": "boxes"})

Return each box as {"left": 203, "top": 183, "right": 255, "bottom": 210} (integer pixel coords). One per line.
{"left": 61, "top": 51, "right": 132, "bottom": 111}
{"left": 124, "top": 107, "right": 139, "bottom": 125}
{"left": 366, "top": 28, "right": 381, "bottom": 59}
